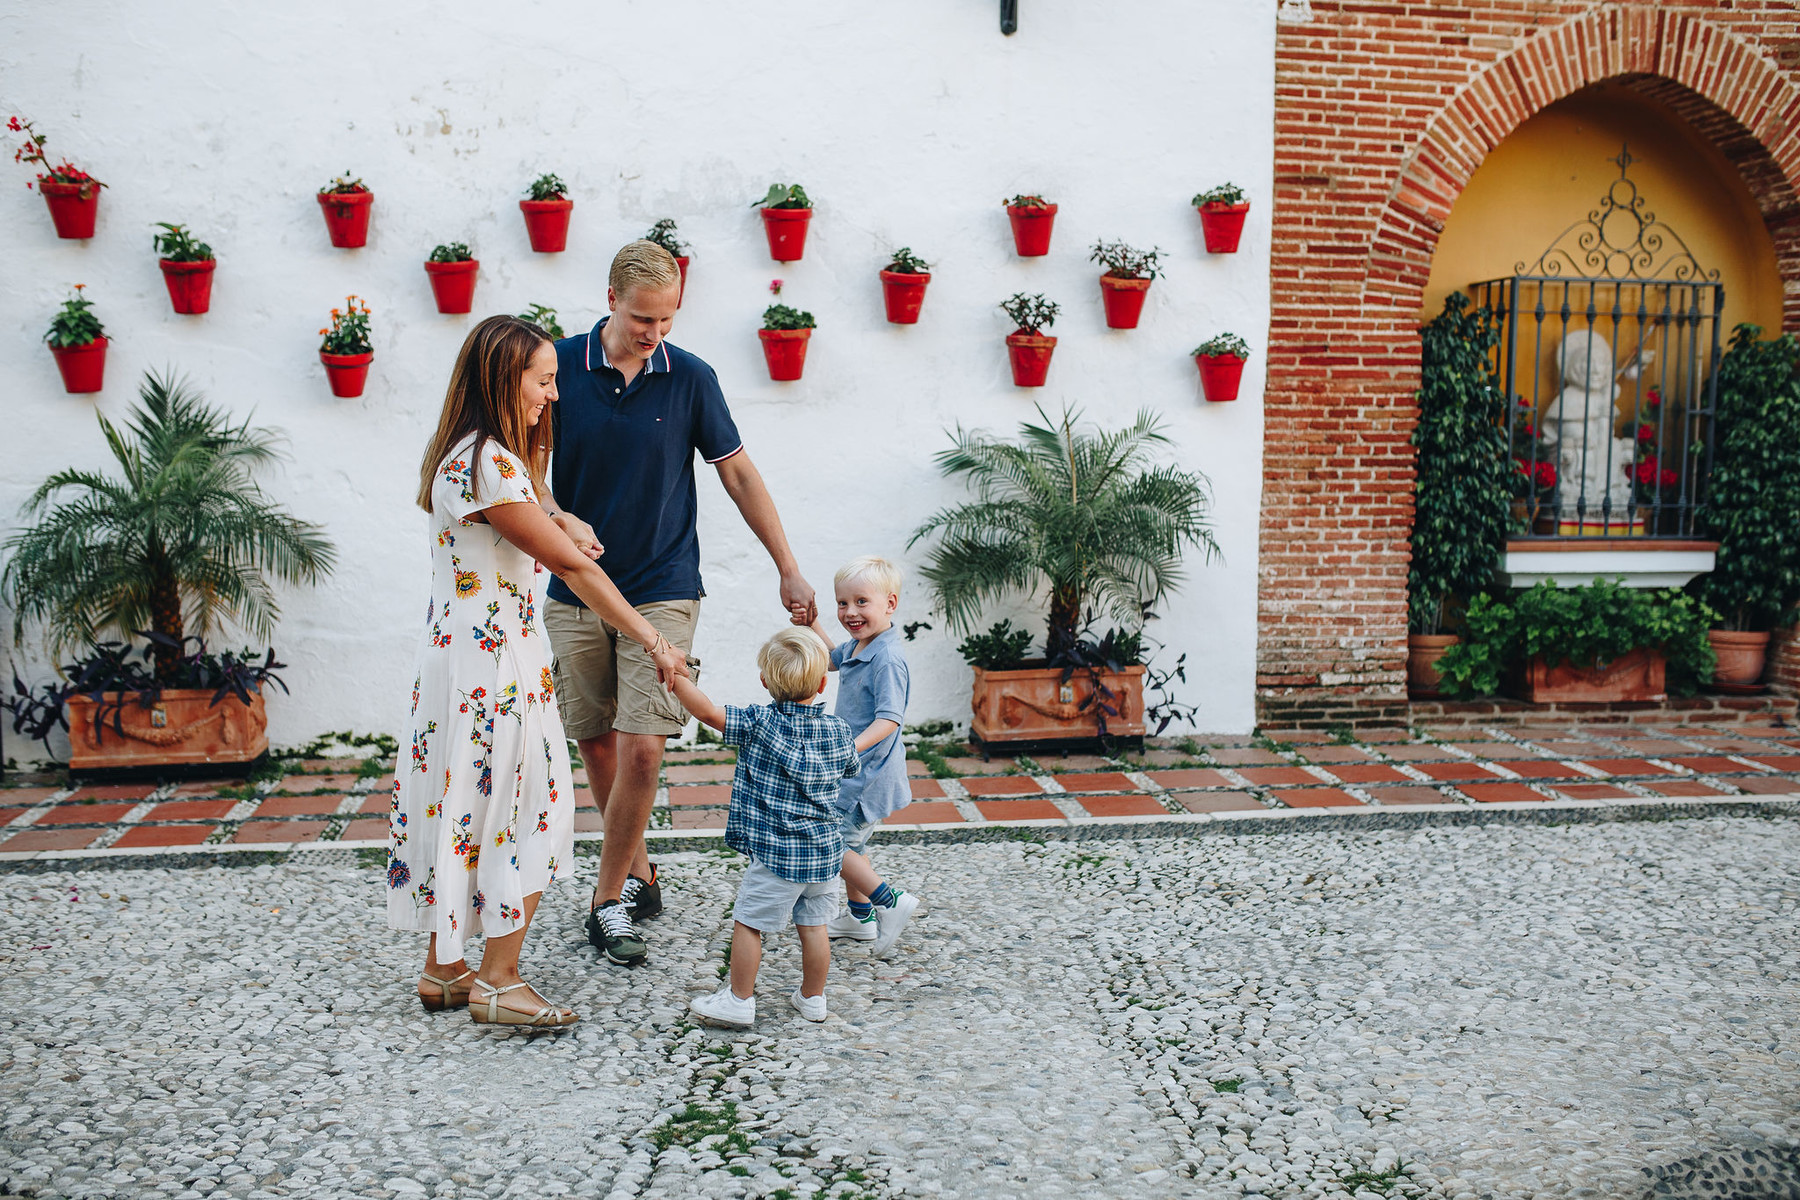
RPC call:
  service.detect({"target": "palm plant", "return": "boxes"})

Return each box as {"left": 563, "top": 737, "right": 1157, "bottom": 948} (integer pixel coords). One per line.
{"left": 910, "top": 407, "right": 1219, "bottom": 658}
{"left": 4, "top": 371, "right": 337, "bottom": 681}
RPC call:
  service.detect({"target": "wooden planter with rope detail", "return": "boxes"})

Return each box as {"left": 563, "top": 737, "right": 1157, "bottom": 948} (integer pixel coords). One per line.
{"left": 64, "top": 690, "right": 269, "bottom": 771}
{"left": 969, "top": 664, "right": 1146, "bottom": 750}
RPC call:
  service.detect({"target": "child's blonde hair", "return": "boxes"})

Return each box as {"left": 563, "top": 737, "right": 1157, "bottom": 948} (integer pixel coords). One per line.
{"left": 834, "top": 555, "right": 903, "bottom": 600}
{"left": 757, "top": 627, "right": 830, "bottom": 702}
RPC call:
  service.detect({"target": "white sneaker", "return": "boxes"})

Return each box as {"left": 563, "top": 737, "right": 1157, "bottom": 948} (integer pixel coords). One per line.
{"left": 789, "top": 988, "right": 828, "bottom": 1022}
{"left": 825, "top": 908, "right": 878, "bottom": 941}
{"left": 688, "top": 985, "right": 755, "bottom": 1029}
{"left": 869, "top": 890, "right": 920, "bottom": 957}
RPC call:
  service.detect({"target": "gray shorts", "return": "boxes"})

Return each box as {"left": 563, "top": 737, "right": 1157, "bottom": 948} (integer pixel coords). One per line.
{"left": 734, "top": 861, "right": 836, "bottom": 933}
{"left": 840, "top": 807, "right": 879, "bottom": 854}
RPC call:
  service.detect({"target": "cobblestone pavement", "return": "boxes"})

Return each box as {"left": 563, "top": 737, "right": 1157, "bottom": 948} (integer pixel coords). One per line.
{"left": 1, "top": 814, "right": 1795, "bottom": 1199}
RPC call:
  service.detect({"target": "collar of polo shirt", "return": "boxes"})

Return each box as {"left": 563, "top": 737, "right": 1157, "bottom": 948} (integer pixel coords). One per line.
{"left": 586, "top": 316, "right": 673, "bottom": 375}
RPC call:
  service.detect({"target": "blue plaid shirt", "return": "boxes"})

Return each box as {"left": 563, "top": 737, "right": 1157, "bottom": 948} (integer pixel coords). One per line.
{"left": 721, "top": 701, "right": 860, "bottom": 883}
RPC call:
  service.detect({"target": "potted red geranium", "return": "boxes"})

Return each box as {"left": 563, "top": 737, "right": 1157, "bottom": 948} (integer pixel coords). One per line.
{"left": 755, "top": 183, "right": 813, "bottom": 262}
{"left": 317, "top": 170, "right": 373, "bottom": 248}
{"left": 758, "top": 291, "right": 815, "bottom": 382}
{"left": 1001, "top": 293, "right": 1059, "bottom": 387}
{"left": 520, "top": 172, "right": 574, "bottom": 252}
{"left": 319, "top": 296, "right": 373, "bottom": 398}
{"left": 152, "top": 223, "right": 217, "bottom": 315}
{"left": 645, "top": 219, "right": 692, "bottom": 306}
{"left": 1193, "top": 333, "right": 1251, "bottom": 402}
{"left": 10, "top": 116, "right": 106, "bottom": 239}
{"left": 1089, "top": 240, "right": 1163, "bottom": 330}
{"left": 45, "top": 285, "right": 107, "bottom": 393}
{"left": 1193, "top": 183, "right": 1250, "bottom": 254}
{"left": 879, "top": 247, "right": 932, "bottom": 325}
{"left": 1005, "top": 194, "right": 1057, "bottom": 257}
{"left": 423, "top": 242, "right": 479, "bottom": 314}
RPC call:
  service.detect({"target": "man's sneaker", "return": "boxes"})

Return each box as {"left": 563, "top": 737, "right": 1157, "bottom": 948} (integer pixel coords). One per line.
{"left": 586, "top": 899, "right": 647, "bottom": 967}
{"left": 620, "top": 867, "right": 663, "bottom": 922}
{"left": 689, "top": 985, "right": 755, "bottom": 1029}
{"left": 789, "top": 988, "right": 827, "bottom": 1023}
{"left": 825, "top": 908, "right": 877, "bottom": 941}
{"left": 868, "top": 890, "right": 920, "bottom": 957}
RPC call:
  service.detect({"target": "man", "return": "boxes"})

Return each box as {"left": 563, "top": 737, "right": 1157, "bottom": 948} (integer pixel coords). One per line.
{"left": 541, "top": 240, "right": 816, "bottom": 967}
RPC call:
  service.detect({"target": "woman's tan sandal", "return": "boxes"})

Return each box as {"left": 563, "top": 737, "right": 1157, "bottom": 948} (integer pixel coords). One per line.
{"left": 418, "top": 968, "right": 475, "bottom": 1012}
{"left": 469, "top": 979, "right": 579, "bottom": 1028}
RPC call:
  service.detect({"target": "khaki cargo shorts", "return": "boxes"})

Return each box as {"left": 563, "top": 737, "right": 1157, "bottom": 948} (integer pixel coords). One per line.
{"left": 544, "top": 598, "right": 701, "bottom": 739}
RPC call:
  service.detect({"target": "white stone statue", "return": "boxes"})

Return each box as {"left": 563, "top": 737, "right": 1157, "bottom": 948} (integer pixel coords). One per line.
{"left": 1544, "top": 330, "right": 1635, "bottom": 526}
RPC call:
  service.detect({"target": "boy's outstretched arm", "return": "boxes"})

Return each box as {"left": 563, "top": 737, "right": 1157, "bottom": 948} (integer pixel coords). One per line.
{"left": 671, "top": 675, "right": 727, "bottom": 732}
{"left": 854, "top": 719, "right": 900, "bottom": 754}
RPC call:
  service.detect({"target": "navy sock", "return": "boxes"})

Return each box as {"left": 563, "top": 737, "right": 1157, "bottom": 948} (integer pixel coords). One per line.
{"left": 868, "top": 883, "right": 898, "bottom": 909}
{"left": 847, "top": 901, "right": 874, "bottom": 920}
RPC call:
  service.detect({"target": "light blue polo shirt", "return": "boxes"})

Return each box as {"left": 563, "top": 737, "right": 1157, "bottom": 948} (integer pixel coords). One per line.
{"left": 830, "top": 627, "right": 910, "bottom": 822}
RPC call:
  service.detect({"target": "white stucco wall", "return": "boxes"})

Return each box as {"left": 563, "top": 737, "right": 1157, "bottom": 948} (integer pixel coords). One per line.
{"left": 0, "top": 0, "right": 1276, "bottom": 757}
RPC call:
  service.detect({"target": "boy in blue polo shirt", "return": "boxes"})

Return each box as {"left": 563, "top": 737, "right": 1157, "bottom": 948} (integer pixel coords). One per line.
{"left": 798, "top": 556, "right": 920, "bottom": 957}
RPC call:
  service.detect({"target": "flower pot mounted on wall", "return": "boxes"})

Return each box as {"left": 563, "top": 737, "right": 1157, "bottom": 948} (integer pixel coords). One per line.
{"left": 1198, "top": 201, "right": 1250, "bottom": 253}
{"left": 1098, "top": 275, "right": 1151, "bottom": 329}
{"left": 50, "top": 337, "right": 108, "bottom": 393}
{"left": 159, "top": 259, "right": 216, "bottom": 315}
{"left": 1006, "top": 204, "right": 1057, "bottom": 257}
{"left": 320, "top": 351, "right": 373, "bottom": 398}
{"left": 1005, "top": 333, "right": 1056, "bottom": 387}
{"left": 758, "top": 328, "right": 812, "bottom": 380}
{"left": 760, "top": 207, "right": 812, "bottom": 262}
{"left": 40, "top": 181, "right": 101, "bottom": 239}
{"left": 317, "top": 191, "right": 373, "bottom": 248}
{"left": 674, "top": 255, "right": 690, "bottom": 306}
{"left": 423, "top": 259, "right": 480, "bottom": 314}
{"left": 879, "top": 270, "right": 931, "bottom": 324}
{"left": 519, "top": 198, "right": 574, "bottom": 252}
{"left": 1196, "top": 353, "right": 1246, "bottom": 402}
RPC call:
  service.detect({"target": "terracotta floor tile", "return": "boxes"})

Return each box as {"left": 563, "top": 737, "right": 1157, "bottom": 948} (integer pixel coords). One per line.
{"left": 0, "top": 807, "right": 24, "bottom": 827}
{"left": 1122, "top": 749, "right": 1196, "bottom": 767}
{"left": 1503, "top": 759, "right": 1586, "bottom": 779}
{"left": 339, "top": 818, "right": 388, "bottom": 841}
{"left": 908, "top": 778, "right": 945, "bottom": 799}
{"left": 1550, "top": 783, "right": 1637, "bottom": 800}
{"left": 890, "top": 801, "right": 963, "bottom": 824}
{"left": 1380, "top": 744, "right": 1456, "bottom": 761}
{"left": 1300, "top": 746, "right": 1379, "bottom": 763}
{"left": 1730, "top": 775, "right": 1800, "bottom": 795}
{"left": 574, "top": 809, "right": 604, "bottom": 833}
{"left": 1449, "top": 741, "right": 1540, "bottom": 759}
{"left": 63, "top": 784, "right": 155, "bottom": 803}
{"left": 1275, "top": 788, "right": 1363, "bottom": 808}
{"left": 1074, "top": 795, "right": 1169, "bottom": 818}
{"left": 1665, "top": 756, "right": 1750, "bottom": 774}
{"left": 1, "top": 826, "right": 105, "bottom": 851}
{"left": 1044, "top": 755, "right": 1118, "bottom": 771}
{"left": 1052, "top": 772, "right": 1139, "bottom": 793}
{"left": 1689, "top": 738, "right": 1779, "bottom": 753}
{"left": 1263, "top": 730, "right": 1334, "bottom": 744}
{"left": 358, "top": 792, "right": 394, "bottom": 814}
{"left": 1412, "top": 762, "right": 1507, "bottom": 782}
{"left": 1612, "top": 739, "right": 1699, "bottom": 755}
{"left": 1747, "top": 756, "right": 1800, "bottom": 771}
{"left": 0, "top": 788, "right": 61, "bottom": 806}
{"left": 166, "top": 780, "right": 248, "bottom": 798}
{"left": 944, "top": 757, "right": 1007, "bottom": 775}
{"left": 1235, "top": 767, "right": 1322, "bottom": 787}
{"left": 571, "top": 769, "right": 589, "bottom": 789}
{"left": 1638, "top": 780, "right": 1731, "bottom": 797}
{"left": 113, "top": 824, "right": 216, "bottom": 848}
{"left": 665, "top": 763, "right": 737, "bottom": 783}
{"left": 664, "top": 748, "right": 735, "bottom": 765}
{"left": 37, "top": 803, "right": 137, "bottom": 826}
{"left": 1364, "top": 786, "right": 1453, "bottom": 806}
{"left": 1316, "top": 763, "right": 1411, "bottom": 785}
{"left": 906, "top": 760, "right": 932, "bottom": 777}
{"left": 275, "top": 773, "right": 361, "bottom": 794}
{"left": 972, "top": 798, "right": 1064, "bottom": 822}
{"left": 1577, "top": 758, "right": 1676, "bottom": 776}
{"left": 1355, "top": 729, "right": 1412, "bottom": 743}
{"left": 668, "top": 783, "right": 732, "bottom": 807}
{"left": 1527, "top": 739, "right": 1604, "bottom": 755}
{"left": 254, "top": 794, "right": 346, "bottom": 817}
{"left": 230, "top": 820, "right": 324, "bottom": 844}
{"left": 1146, "top": 769, "right": 1236, "bottom": 790}
{"left": 961, "top": 776, "right": 1043, "bottom": 797}
{"left": 1174, "top": 792, "right": 1264, "bottom": 813}
{"left": 1207, "top": 747, "right": 1288, "bottom": 766}
{"left": 146, "top": 799, "right": 236, "bottom": 821}
{"left": 1461, "top": 782, "right": 1551, "bottom": 804}
{"left": 672, "top": 809, "right": 727, "bottom": 830}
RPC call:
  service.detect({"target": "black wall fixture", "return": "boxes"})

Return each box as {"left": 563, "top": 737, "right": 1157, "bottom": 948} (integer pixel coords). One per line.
{"left": 1001, "top": 0, "right": 1017, "bottom": 35}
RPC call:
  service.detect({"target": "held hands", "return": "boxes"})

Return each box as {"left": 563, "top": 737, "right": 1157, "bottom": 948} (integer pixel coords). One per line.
{"left": 780, "top": 571, "right": 817, "bottom": 626}
{"left": 549, "top": 511, "right": 604, "bottom": 561}
{"left": 648, "top": 636, "right": 691, "bottom": 691}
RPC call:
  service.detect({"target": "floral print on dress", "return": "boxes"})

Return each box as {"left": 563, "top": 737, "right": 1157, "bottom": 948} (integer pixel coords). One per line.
{"left": 498, "top": 573, "right": 534, "bottom": 633}
{"left": 410, "top": 721, "right": 437, "bottom": 772}
{"left": 454, "top": 556, "right": 482, "bottom": 599}
{"left": 473, "top": 601, "right": 506, "bottom": 661}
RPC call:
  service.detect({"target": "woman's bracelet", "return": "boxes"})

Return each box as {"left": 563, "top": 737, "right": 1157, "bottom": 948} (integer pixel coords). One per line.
{"left": 646, "top": 633, "right": 673, "bottom": 657}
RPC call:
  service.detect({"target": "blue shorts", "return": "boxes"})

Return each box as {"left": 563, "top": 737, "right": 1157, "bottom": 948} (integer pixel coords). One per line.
{"left": 733, "top": 861, "right": 835, "bottom": 933}
{"left": 840, "top": 807, "right": 880, "bottom": 854}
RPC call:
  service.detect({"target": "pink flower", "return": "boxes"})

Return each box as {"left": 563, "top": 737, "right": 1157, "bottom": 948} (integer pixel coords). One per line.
{"left": 768, "top": 279, "right": 783, "bottom": 296}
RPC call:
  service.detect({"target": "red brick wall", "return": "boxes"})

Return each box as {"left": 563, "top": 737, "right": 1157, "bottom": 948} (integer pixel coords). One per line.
{"left": 1261, "top": 2, "right": 1800, "bottom": 727}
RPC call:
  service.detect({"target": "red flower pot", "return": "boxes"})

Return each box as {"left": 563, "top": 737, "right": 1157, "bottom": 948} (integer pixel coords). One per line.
{"left": 1098, "top": 275, "right": 1151, "bottom": 329}
{"left": 758, "top": 328, "right": 812, "bottom": 381}
{"left": 50, "top": 337, "right": 107, "bottom": 393}
{"left": 1005, "top": 333, "right": 1056, "bottom": 387}
{"left": 40, "top": 181, "right": 101, "bottom": 239}
{"left": 879, "top": 270, "right": 931, "bottom": 324}
{"left": 519, "top": 198, "right": 574, "bottom": 252}
{"left": 675, "top": 255, "right": 690, "bottom": 307}
{"left": 759, "top": 207, "right": 812, "bottom": 262}
{"left": 423, "top": 259, "right": 480, "bottom": 314}
{"left": 1006, "top": 204, "right": 1057, "bottom": 257}
{"left": 320, "top": 351, "right": 374, "bottom": 398}
{"left": 1198, "top": 201, "right": 1250, "bottom": 254}
{"left": 1196, "top": 353, "right": 1247, "bottom": 402}
{"left": 317, "top": 190, "right": 373, "bottom": 248}
{"left": 159, "top": 259, "right": 217, "bottom": 315}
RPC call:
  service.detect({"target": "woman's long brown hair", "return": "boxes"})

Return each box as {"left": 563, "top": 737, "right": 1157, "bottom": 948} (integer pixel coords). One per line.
{"left": 417, "top": 315, "right": 554, "bottom": 513}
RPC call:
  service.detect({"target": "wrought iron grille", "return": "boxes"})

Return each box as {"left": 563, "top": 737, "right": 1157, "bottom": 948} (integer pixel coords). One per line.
{"left": 1470, "top": 146, "right": 1723, "bottom": 539}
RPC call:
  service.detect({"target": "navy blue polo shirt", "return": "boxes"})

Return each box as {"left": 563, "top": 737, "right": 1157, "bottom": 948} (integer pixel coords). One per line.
{"left": 546, "top": 318, "right": 742, "bottom": 608}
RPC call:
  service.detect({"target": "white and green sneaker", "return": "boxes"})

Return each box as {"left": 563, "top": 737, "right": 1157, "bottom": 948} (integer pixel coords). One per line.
{"left": 825, "top": 908, "right": 878, "bottom": 941}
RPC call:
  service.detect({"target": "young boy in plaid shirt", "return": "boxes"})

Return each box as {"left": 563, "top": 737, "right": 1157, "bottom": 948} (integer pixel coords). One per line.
{"left": 671, "top": 628, "right": 860, "bottom": 1028}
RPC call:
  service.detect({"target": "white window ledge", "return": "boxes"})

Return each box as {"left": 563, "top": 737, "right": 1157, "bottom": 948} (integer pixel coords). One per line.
{"left": 1497, "top": 539, "right": 1718, "bottom": 589}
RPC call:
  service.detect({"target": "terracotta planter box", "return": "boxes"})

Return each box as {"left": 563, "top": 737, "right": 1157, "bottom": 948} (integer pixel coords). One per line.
{"left": 759, "top": 207, "right": 812, "bottom": 262}
{"left": 1197, "top": 201, "right": 1250, "bottom": 253}
{"left": 674, "top": 255, "right": 690, "bottom": 307}
{"left": 50, "top": 337, "right": 108, "bottom": 393}
{"left": 40, "top": 180, "right": 102, "bottom": 239}
{"left": 159, "top": 259, "right": 217, "bottom": 314}
{"left": 758, "top": 327, "right": 812, "bottom": 381}
{"left": 1098, "top": 275, "right": 1151, "bottom": 329}
{"left": 65, "top": 689, "right": 268, "bottom": 771}
{"left": 1707, "top": 629, "right": 1770, "bottom": 694}
{"left": 1518, "top": 647, "right": 1666, "bottom": 703}
{"left": 320, "top": 350, "right": 374, "bottom": 397}
{"left": 1006, "top": 333, "right": 1056, "bottom": 387}
{"left": 317, "top": 190, "right": 373, "bottom": 248}
{"left": 1005, "top": 204, "right": 1057, "bottom": 257}
{"left": 971, "top": 664, "right": 1146, "bottom": 747}
{"left": 879, "top": 270, "right": 930, "bottom": 324}
{"left": 519, "top": 198, "right": 573, "bottom": 252}
{"left": 424, "top": 258, "right": 480, "bottom": 314}
{"left": 1407, "top": 634, "right": 1458, "bottom": 698}
{"left": 1196, "top": 353, "right": 1246, "bottom": 402}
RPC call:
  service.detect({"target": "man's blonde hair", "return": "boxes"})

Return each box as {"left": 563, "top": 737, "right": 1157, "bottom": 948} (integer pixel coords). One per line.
{"left": 758, "top": 627, "right": 829, "bottom": 702}
{"left": 835, "top": 555, "right": 903, "bottom": 600}
{"left": 608, "top": 239, "right": 682, "bottom": 298}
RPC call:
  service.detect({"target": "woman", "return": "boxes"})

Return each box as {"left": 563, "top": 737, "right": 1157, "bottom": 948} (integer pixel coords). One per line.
{"left": 390, "top": 315, "right": 687, "bottom": 1027}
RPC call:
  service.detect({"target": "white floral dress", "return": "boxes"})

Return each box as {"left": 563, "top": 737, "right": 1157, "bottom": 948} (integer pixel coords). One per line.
{"left": 386, "top": 436, "right": 573, "bottom": 963}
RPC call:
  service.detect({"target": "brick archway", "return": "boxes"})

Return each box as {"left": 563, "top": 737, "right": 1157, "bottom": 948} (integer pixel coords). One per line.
{"left": 1258, "top": 2, "right": 1800, "bottom": 728}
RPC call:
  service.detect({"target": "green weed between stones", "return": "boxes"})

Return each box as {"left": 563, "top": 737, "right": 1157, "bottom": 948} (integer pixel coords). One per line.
{"left": 1212, "top": 1078, "right": 1242, "bottom": 1093}
{"left": 649, "top": 1101, "right": 752, "bottom": 1155}
{"left": 1338, "top": 1161, "right": 1413, "bottom": 1195}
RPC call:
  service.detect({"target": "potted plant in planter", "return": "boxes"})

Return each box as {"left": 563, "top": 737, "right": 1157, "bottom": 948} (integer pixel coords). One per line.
{"left": 152, "top": 223, "right": 217, "bottom": 315}
{"left": 1, "top": 372, "right": 335, "bottom": 770}
{"left": 910, "top": 407, "right": 1219, "bottom": 750}
{"left": 317, "top": 169, "right": 372, "bottom": 248}
{"left": 879, "top": 247, "right": 932, "bottom": 325}
{"left": 1193, "top": 183, "right": 1250, "bottom": 253}
{"left": 1001, "top": 293, "right": 1059, "bottom": 387}
{"left": 520, "top": 172, "right": 574, "bottom": 252}
{"left": 423, "top": 241, "right": 479, "bottom": 313}
{"left": 1004, "top": 194, "right": 1057, "bottom": 257}
{"left": 10, "top": 116, "right": 106, "bottom": 239}
{"left": 319, "top": 295, "right": 373, "bottom": 398}
{"left": 1192, "top": 333, "right": 1252, "bottom": 402}
{"left": 645, "top": 219, "right": 692, "bottom": 305}
{"left": 1089, "top": 240, "right": 1163, "bottom": 330}
{"left": 45, "top": 285, "right": 107, "bottom": 394}
{"left": 1407, "top": 294, "right": 1511, "bottom": 695}
{"left": 1508, "top": 395, "right": 1558, "bottom": 534}
{"left": 1693, "top": 325, "right": 1800, "bottom": 692}
{"left": 758, "top": 300, "right": 815, "bottom": 381}
{"left": 755, "top": 183, "right": 813, "bottom": 262}
{"left": 517, "top": 303, "right": 567, "bottom": 340}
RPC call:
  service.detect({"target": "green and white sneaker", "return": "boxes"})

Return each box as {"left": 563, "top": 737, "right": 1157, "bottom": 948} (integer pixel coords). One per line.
{"left": 825, "top": 908, "right": 877, "bottom": 941}
{"left": 586, "top": 899, "right": 647, "bottom": 967}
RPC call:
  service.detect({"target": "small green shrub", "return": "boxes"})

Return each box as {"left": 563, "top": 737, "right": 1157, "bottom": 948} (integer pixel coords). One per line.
{"left": 644, "top": 218, "right": 689, "bottom": 257}
{"left": 44, "top": 286, "right": 103, "bottom": 348}
{"left": 428, "top": 242, "right": 473, "bottom": 263}
{"left": 525, "top": 172, "right": 567, "bottom": 201}
{"left": 1192, "top": 333, "right": 1250, "bottom": 359}
{"left": 761, "top": 304, "right": 815, "bottom": 331}
{"left": 517, "top": 303, "right": 565, "bottom": 340}
{"left": 151, "top": 223, "right": 213, "bottom": 262}
{"left": 755, "top": 183, "right": 810, "bottom": 209}
{"left": 1192, "top": 183, "right": 1246, "bottom": 206}
{"left": 1000, "top": 292, "right": 1059, "bottom": 335}
{"left": 1090, "top": 240, "right": 1163, "bottom": 281}
{"left": 958, "top": 619, "right": 1033, "bottom": 669}
{"left": 1005, "top": 193, "right": 1052, "bottom": 209}
{"left": 884, "top": 246, "right": 931, "bottom": 275}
